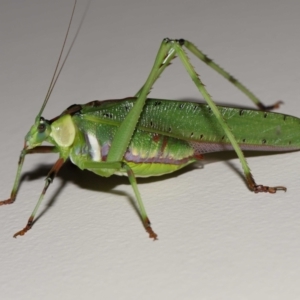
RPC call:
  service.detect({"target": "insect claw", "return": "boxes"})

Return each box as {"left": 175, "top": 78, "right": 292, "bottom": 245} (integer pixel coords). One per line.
{"left": 0, "top": 198, "right": 15, "bottom": 205}
{"left": 143, "top": 217, "right": 158, "bottom": 241}
{"left": 146, "top": 227, "right": 158, "bottom": 240}
{"left": 258, "top": 100, "right": 284, "bottom": 111}
{"left": 13, "top": 220, "right": 33, "bottom": 238}
{"left": 272, "top": 100, "right": 284, "bottom": 109}
{"left": 269, "top": 186, "right": 287, "bottom": 194}
{"left": 144, "top": 218, "right": 158, "bottom": 240}
{"left": 253, "top": 184, "right": 287, "bottom": 194}
{"left": 13, "top": 227, "right": 31, "bottom": 238}
{"left": 13, "top": 230, "right": 24, "bottom": 238}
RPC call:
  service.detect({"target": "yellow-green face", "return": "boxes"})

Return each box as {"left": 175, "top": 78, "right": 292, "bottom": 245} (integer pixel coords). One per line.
{"left": 25, "top": 117, "right": 52, "bottom": 149}
{"left": 25, "top": 114, "right": 76, "bottom": 150}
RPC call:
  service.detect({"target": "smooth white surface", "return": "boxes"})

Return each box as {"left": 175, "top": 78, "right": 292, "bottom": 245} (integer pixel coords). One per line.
{"left": 1, "top": 0, "right": 300, "bottom": 299}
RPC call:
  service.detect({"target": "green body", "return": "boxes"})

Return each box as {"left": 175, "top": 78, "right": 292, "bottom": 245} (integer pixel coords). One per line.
{"left": 67, "top": 98, "right": 300, "bottom": 177}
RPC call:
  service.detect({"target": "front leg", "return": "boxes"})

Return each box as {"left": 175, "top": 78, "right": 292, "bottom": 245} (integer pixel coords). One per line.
{"left": 0, "top": 146, "right": 58, "bottom": 206}
{"left": 13, "top": 157, "right": 65, "bottom": 238}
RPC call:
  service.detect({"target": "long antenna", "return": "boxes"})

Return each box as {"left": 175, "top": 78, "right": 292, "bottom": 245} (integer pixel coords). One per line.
{"left": 36, "top": 0, "right": 91, "bottom": 120}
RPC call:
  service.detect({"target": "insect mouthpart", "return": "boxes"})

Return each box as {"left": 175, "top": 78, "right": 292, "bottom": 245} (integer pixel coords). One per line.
{"left": 23, "top": 140, "right": 28, "bottom": 150}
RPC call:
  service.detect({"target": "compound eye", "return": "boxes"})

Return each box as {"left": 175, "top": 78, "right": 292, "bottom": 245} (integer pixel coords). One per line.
{"left": 38, "top": 123, "right": 46, "bottom": 132}
{"left": 38, "top": 118, "right": 46, "bottom": 132}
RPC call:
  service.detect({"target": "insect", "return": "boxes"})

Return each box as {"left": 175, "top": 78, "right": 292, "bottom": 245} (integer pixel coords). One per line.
{"left": 1, "top": 1, "right": 297, "bottom": 239}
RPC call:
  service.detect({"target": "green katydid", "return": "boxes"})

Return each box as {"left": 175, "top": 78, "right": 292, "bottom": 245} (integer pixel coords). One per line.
{"left": 0, "top": 2, "right": 297, "bottom": 240}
